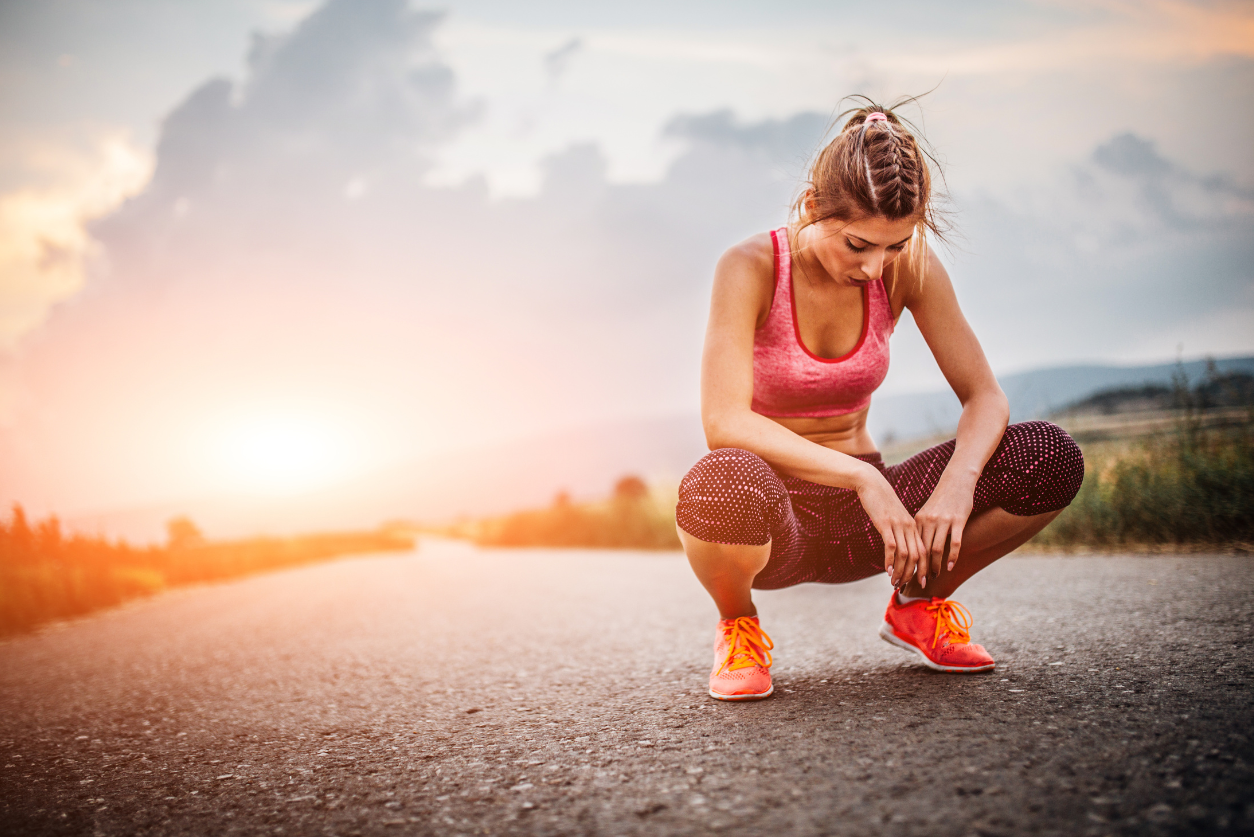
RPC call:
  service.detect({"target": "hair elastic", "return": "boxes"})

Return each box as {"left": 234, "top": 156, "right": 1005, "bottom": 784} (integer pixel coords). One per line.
{"left": 865, "top": 112, "right": 888, "bottom": 124}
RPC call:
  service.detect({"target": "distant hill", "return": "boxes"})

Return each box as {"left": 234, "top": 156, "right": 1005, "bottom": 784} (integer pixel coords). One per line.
{"left": 867, "top": 356, "right": 1254, "bottom": 443}
{"left": 68, "top": 355, "right": 1254, "bottom": 542}
{"left": 1053, "top": 370, "right": 1254, "bottom": 416}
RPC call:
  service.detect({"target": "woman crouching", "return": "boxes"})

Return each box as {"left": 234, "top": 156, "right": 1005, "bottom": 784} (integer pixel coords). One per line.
{"left": 676, "top": 99, "right": 1084, "bottom": 700}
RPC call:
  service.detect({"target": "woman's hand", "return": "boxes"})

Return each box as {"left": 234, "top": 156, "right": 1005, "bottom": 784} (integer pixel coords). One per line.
{"left": 855, "top": 468, "right": 927, "bottom": 588}
{"left": 913, "top": 476, "right": 975, "bottom": 587}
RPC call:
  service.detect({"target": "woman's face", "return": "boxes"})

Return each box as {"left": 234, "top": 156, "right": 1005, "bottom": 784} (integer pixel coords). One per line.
{"left": 800, "top": 215, "right": 918, "bottom": 286}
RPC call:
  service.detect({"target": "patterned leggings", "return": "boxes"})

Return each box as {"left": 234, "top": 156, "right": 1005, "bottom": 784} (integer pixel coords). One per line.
{"left": 675, "top": 421, "right": 1084, "bottom": 590}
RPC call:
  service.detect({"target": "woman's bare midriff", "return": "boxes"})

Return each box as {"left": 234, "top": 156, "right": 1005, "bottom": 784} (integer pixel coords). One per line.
{"left": 770, "top": 409, "right": 878, "bottom": 456}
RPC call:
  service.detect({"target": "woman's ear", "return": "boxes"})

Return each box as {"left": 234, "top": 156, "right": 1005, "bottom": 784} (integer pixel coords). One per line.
{"left": 802, "top": 189, "right": 817, "bottom": 220}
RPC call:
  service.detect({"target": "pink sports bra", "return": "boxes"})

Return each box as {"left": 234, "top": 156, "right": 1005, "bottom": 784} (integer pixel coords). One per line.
{"left": 751, "top": 227, "right": 894, "bottom": 418}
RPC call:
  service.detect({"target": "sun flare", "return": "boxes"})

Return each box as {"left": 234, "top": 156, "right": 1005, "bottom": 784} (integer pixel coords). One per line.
{"left": 212, "top": 411, "right": 356, "bottom": 496}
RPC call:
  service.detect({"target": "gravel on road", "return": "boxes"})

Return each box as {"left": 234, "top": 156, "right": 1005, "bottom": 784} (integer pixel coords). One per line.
{"left": 1, "top": 540, "right": 1252, "bottom": 837}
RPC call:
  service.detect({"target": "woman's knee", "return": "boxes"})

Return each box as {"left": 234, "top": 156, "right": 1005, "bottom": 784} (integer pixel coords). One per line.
{"left": 676, "top": 448, "right": 781, "bottom": 546}
{"left": 680, "top": 448, "right": 775, "bottom": 494}
{"left": 1004, "top": 421, "right": 1085, "bottom": 510}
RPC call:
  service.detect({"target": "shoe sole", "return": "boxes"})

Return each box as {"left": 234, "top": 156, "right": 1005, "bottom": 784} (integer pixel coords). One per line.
{"left": 878, "top": 622, "right": 995, "bottom": 673}
{"left": 708, "top": 684, "right": 774, "bottom": 701}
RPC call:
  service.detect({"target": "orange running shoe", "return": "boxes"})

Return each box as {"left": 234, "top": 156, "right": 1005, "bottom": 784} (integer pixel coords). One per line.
{"left": 708, "top": 615, "right": 774, "bottom": 701}
{"left": 879, "top": 595, "right": 995, "bottom": 673}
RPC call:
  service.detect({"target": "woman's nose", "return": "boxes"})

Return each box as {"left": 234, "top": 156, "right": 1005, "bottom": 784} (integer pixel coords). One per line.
{"left": 862, "top": 251, "right": 886, "bottom": 280}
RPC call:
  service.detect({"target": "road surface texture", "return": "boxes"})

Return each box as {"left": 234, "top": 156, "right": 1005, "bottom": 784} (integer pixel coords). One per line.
{"left": 1, "top": 540, "right": 1251, "bottom": 837}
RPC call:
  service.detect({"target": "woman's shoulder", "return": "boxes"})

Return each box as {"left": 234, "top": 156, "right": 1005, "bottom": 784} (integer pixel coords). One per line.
{"left": 711, "top": 231, "right": 779, "bottom": 328}
{"left": 714, "top": 231, "right": 777, "bottom": 290}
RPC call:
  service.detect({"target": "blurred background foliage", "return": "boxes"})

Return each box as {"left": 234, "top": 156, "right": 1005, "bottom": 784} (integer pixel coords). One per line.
{"left": 0, "top": 513, "right": 413, "bottom": 637}
{"left": 434, "top": 475, "right": 682, "bottom": 550}
{"left": 1033, "top": 366, "right": 1253, "bottom": 549}
{"left": 441, "top": 364, "right": 1254, "bottom": 553}
{"left": 4, "top": 366, "right": 1250, "bottom": 638}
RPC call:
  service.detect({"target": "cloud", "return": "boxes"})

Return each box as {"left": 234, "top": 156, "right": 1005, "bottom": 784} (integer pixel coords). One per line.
{"left": 884, "top": 0, "right": 1254, "bottom": 75}
{"left": 0, "top": 131, "right": 151, "bottom": 354}
{"left": 0, "top": 0, "right": 807, "bottom": 516}
{"left": 1091, "top": 132, "right": 1172, "bottom": 178}
{"left": 543, "top": 37, "right": 582, "bottom": 84}
{"left": 924, "top": 130, "right": 1254, "bottom": 378}
{"left": 2, "top": 0, "right": 1250, "bottom": 528}
{"left": 1086, "top": 132, "right": 1254, "bottom": 229}
{"left": 663, "top": 109, "right": 830, "bottom": 169}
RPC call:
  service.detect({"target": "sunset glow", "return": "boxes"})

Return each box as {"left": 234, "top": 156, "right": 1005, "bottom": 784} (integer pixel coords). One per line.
{"left": 210, "top": 412, "right": 357, "bottom": 496}
{"left": 0, "top": 0, "right": 1249, "bottom": 540}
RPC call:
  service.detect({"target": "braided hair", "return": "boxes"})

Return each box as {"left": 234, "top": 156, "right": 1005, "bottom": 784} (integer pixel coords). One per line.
{"left": 792, "top": 96, "right": 948, "bottom": 278}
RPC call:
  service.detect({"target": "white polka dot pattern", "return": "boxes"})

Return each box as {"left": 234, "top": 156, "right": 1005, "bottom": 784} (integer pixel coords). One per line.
{"left": 676, "top": 421, "right": 1084, "bottom": 590}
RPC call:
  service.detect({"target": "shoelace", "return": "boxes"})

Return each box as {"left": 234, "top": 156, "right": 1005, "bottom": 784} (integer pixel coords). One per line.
{"left": 925, "top": 598, "right": 973, "bottom": 648}
{"left": 715, "top": 616, "right": 774, "bottom": 675}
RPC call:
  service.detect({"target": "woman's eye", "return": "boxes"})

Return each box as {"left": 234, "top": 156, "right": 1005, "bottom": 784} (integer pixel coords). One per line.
{"left": 844, "top": 239, "right": 867, "bottom": 253}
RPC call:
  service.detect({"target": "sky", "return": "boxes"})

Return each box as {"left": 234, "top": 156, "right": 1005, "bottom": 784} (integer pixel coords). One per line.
{"left": 0, "top": 0, "right": 1251, "bottom": 525}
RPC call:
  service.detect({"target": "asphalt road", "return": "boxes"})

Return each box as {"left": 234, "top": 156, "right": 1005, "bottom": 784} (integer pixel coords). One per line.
{"left": 1, "top": 541, "right": 1252, "bottom": 837}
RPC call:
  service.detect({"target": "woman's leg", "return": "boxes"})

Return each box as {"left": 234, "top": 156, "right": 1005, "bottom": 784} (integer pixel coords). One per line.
{"left": 675, "top": 447, "right": 799, "bottom": 616}
{"left": 677, "top": 528, "right": 771, "bottom": 620}
{"left": 898, "top": 507, "right": 1060, "bottom": 600}
{"left": 676, "top": 448, "right": 798, "bottom": 700}
{"left": 888, "top": 421, "right": 1084, "bottom": 600}
{"left": 877, "top": 423, "right": 1081, "bottom": 672}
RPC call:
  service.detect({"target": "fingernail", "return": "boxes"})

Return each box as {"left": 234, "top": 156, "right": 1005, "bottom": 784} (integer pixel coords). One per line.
{"left": 948, "top": 561, "right": 954, "bottom": 571}
{"left": 920, "top": 576, "right": 927, "bottom": 589}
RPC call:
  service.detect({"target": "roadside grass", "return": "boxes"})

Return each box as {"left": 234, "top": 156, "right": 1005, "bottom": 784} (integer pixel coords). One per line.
{"left": 1031, "top": 415, "right": 1253, "bottom": 550}
{"left": 0, "top": 513, "right": 414, "bottom": 638}
{"left": 432, "top": 412, "right": 1253, "bottom": 555}
{"left": 432, "top": 476, "right": 681, "bottom": 550}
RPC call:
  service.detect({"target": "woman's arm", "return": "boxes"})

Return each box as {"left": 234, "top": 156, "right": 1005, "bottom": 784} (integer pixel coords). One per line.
{"left": 701, "top": 237, "right": 926, "bottom": 576}
{"left": 900, "top": 245, "right": 1010, "bottom": 584}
